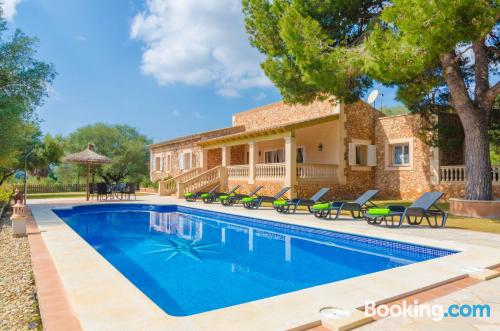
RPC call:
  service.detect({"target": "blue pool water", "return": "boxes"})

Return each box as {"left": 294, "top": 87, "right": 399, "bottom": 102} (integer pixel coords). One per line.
{"left": 54, "top": 204, "right": 456, "bottom": 316}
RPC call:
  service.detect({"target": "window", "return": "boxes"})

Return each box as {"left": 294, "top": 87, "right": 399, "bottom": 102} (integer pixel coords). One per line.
{"left": 166, "top": 154, "right": 172, "bottom": 172}
{"left": 355, "top": 145, "right": 367, "bottom": 166}
{"left": 297, "top": 147, "right": 305, "bottom": 163}
{"left": 391, "top": 143, "right": 410, "bottom": 165}
{"left": 184, "top": 153, "right": 192, "bottom": 170}
{"left": 385, "top": 138, "right": 413, "bottom": 170}
{"left": 349, "top": 142, "right": 376, "bottom": 167}
{"left": 154, "top": 157, "right": 161, "bottom": 171}
{"left": 264, "top": 149, "right": 284, "bottom": 163}
{"left": 178, "top": 152, "right": 185, "bottom": 170}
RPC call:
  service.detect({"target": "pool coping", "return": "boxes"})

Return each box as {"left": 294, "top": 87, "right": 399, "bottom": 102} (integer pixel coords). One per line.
{"left": 29, "top": 199, "right": 500, "bottom": 331}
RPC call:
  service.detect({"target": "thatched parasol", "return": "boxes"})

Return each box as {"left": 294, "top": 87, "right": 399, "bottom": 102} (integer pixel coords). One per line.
{"left": 63, "top": 144, "right": 112, "bottom": 201}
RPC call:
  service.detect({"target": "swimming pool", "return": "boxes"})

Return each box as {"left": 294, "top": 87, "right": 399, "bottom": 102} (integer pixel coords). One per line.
{"left": 54, "top": 204, "right": 456, "bottom": 316}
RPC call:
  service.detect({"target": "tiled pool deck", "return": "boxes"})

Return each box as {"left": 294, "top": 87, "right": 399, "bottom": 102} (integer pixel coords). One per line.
{"left": 28, "top": 195, "right": 500, "bottom": 330}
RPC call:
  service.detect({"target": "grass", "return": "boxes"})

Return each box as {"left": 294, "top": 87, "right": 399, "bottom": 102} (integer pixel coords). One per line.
{"left": 263, "top": 199, "right": 500, "bottom": 234}
{"left": 371, "top": 200, "right": 500, "bottom": 234}
{"left": 27, "top": 191, "right": 153, "bottom": 199}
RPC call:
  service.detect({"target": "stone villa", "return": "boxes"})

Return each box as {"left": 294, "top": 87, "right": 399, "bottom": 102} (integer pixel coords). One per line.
{"left": 149, "top": 99, "right": 499, "bottom": 200}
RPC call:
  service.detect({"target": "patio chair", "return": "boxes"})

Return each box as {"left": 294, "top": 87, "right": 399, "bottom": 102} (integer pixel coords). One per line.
{"left": 202, "top": 185, "right": 241, "bottom": 203}
{"left": 221, "top": 186, "right": 263, "bottom": 206}
{"left": 122, "top": 183, "right": 137, "bottom": 200}
{"left": 88, "top": 183, "right": 97, "bottom": 200}
{"left": 184, "top": 185, "right": 220, "bottom": 202}
{"left": 313, "top": 189, "right": 379, "bottom": 220}
{"left": 364, "top": 191, "right": 448, "bottom": 228}
{"left": 96, "top": 183, "right": 109, "bottom": 200}
{"left": 275, "top": 188, "right": 330, "bottom": 214}
{"left": 243, "top": 187, "right": 290, "bottom": 209}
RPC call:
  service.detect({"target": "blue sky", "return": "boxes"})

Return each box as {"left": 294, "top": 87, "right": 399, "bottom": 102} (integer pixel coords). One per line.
{"left": 5, "top": 0, "right": 400, "bottom": 143}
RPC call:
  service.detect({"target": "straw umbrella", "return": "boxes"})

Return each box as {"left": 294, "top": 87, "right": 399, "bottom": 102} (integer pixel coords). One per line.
{"left": 63, "top": 144, "right": 112, "bottom": 201}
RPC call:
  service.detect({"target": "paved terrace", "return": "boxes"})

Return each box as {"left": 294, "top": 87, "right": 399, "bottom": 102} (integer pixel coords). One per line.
{"left": 28, "top": 195, "right": 500, "bottom": 331}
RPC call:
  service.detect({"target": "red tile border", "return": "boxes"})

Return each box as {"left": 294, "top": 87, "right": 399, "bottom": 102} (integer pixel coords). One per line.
{"left": 26, "top": 211, "right": 82, "bottom": 331}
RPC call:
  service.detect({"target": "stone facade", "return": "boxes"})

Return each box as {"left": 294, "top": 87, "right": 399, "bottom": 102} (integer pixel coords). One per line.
{"left": 150, "top": 140, "right": 201, "bottom": 181}
{"left": 230, "top": 145, "right": 246, "bottom": 165}
{"left": 207, "top": 148, "right": 222, "bottom": 170}
{"left": 374, "top": 114, "right": 434, "bottom": 200}
{"left": 151, "top": 97, "right": 497, "bottom": 203}
{"left": 341, "top": 101, "right": 385, "bottom": 198}
{"left": 150, "top": 126, "right": 244, "bottom": 180}
{"left": 232, "top": 99, "right": 339, "bottom": 130}
{"left": 226, "top": 180, "right": 292, "bottom": 198}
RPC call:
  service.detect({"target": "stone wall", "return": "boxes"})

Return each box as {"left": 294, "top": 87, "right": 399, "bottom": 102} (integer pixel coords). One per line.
{"left": 149, "top": 126, "right": 245, "bottom": 180}
{"left": 430, "top": 183, "right": 500, "bottom": 202}
{"left": 374, "top": 114, "right": 434, "bottom": 200}
{"left": 230, "top": 145, "right": 246, "bottom": 165}
{"left": 232, "top": 99, "right": 338, "bottom": 130}
{"left": 341, "top": 101, "right": 384, "bottom": 198}
{"left": 150, "top": 141, "right": 202, "bottom": 181}
{"left": 207, "top": 148, "right": 222, "bottom": 170}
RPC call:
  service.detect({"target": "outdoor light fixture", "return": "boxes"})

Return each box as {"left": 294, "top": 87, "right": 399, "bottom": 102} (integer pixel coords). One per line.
{"left": 318, "top": 143, "right": 323, "bottom": 152}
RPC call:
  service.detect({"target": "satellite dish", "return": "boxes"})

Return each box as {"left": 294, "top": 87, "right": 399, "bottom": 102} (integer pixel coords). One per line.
{"left": 367, "top": 90, "right": 379, "bottom": 104}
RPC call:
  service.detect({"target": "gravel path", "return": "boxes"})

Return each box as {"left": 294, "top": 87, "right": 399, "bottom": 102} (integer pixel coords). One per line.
{"left": 0, "top": 207, "right": 41, "bottom": 331}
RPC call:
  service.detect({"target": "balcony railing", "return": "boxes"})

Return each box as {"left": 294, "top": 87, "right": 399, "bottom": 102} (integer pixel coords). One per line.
{"left": 256, "top": 163, "right": 286, "bottom": 180}
{"left": 440, "top": 165, "right": 500, "bottom": 185}
{"left": 297, "top": 164, "right": 338, "bottom": 181}
{"left": 227, "top": 165, "right": 249, "bottom": 179}
{"left": 226, "top": 163, "right": 338, "bottom": 182}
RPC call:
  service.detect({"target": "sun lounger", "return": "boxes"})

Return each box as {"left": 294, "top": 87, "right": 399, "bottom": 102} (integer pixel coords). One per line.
{"left": 275, "top": 188, "right": 330, "bottom": 214}
{"left": 313, "top": 190, "right": 379, "bottom": 219}
{"left": 364, "top": 192, "right": 448, "bottom": 228}
{"left": 202, "top": 185, "right": 241, "bottom": 203}
{"left": 242, "top": 187, "right": 290, "bottom": 209}
{"left": 221, "top": 186, "right": 263, "bottom": 206}
{"left": 184, "top": 185, "right": 220, "bottom": 202}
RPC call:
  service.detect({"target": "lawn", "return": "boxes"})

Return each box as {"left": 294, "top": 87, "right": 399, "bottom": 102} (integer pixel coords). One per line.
{"left": 370, "top": 200, "right": 500, "bottom": 234}
{"left": 265, "top": 199, "right": 500, "bottom": 235}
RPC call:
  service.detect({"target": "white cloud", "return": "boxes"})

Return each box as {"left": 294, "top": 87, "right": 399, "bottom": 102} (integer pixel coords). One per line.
{"left": 130, "top": 0, "right": 272, "bottom": 97}
{"left": 76, "top": 36, "right": 87, "bottom": 42}
{"left": 192, "top": 111, "right": 204, "bottom": 119}
{"left": 171, "top": 110, "right": 181, "bottom": 117}
{"left": 1, "top": 0, "right": 23, "bottom": 21}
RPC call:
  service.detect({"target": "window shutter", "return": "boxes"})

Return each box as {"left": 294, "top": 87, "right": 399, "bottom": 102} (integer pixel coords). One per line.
{"left": 160, "top": 155, "right": 164, "bottom": 171}
{"left": 152, "top": 155, "right": 156, "bottom": 171}
{"left": 184, "top": 153, "right": 191, "bottom": 170}
{"left": 179, "top": 152, "right": 184, "bottom": 170}
{"left": 367, "top": 145, "right": 377, "bottom": 166}
{"left": 191, "top": 152, "right": 196, "bottom": 169}
{"left": 348, "top": 143, "right": 356, "bottom": 165}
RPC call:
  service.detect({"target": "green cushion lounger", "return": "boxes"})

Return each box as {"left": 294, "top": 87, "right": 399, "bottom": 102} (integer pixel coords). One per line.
{"left": 313, "top": 189, "right": 380, "bottom": 220}
{"left": 275, "top": 188, "right": 330, "bottom": 214}
{"left": 365, "top": 191, "right": 448, "bottom": 228}
{"left": 202, "top": 185, "right": 241, "bottom": 203}
{"left": 184, "top": 185, "right": 220, "bottom": 202}
{"left": 243, "top": 187, "right": 290, "bottom": 209}
{"left": 221, "top": 186, "right": 263, "bottom": 206}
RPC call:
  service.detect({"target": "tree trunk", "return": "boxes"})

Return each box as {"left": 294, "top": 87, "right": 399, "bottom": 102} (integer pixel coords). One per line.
{"left": 441, "top": 51, "right": 493, "bottom": 200}
{"left": 461, "top": 109, "right": 492, "bottom": 200}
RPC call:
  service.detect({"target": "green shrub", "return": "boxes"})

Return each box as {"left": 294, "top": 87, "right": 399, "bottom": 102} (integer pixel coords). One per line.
{"left": 0, "top": 186, "right": 12, "bottom": 204}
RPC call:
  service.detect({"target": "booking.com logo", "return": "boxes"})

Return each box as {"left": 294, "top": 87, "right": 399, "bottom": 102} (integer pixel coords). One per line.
{"left": 364, "top": 300, "right": 491, "bottom": 321}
